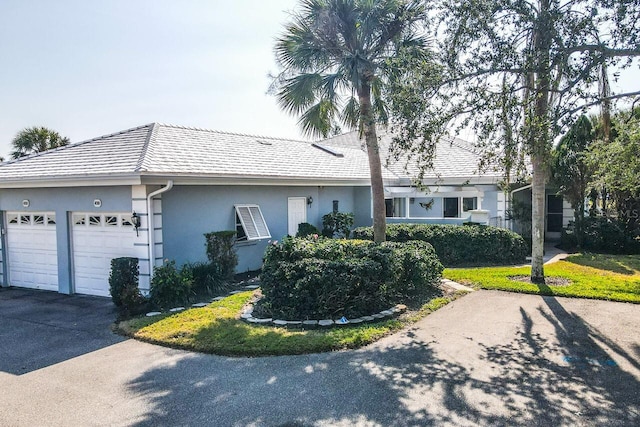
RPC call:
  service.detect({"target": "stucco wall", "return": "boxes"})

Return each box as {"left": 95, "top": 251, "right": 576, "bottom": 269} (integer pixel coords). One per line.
{"left": 161, "top": 185, "right": 360, "bottom": 272}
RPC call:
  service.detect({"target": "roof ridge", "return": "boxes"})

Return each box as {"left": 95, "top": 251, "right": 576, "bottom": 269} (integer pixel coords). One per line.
{"left": 0, "top": 123, "right": 156, "bottom": 166}
{"left": 135, "top": 123, "right": 159, "bottom": 172}
{"left": 155, "top": 123, "right": 308, "bottom": 143}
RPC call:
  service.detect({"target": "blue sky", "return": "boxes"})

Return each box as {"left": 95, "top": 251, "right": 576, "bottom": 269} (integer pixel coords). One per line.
{"left": 0, "top": 1, "right": 638, "bottom": 159}
{"left": 0, "top": 0, "right": 301, "bottom": 157}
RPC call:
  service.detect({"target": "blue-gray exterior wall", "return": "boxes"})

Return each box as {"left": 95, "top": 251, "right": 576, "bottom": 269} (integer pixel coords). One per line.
{"left": 353, "top": 187, "right": 373, "bottom": 228}
{"left": 0, "top": 186, "right": 132, "bottom": 293}
{"left": 482, "top": 191, "right": 499, "bottom": 218}
{"left": 161, "top": 185, "right": 362, "bottom": 272}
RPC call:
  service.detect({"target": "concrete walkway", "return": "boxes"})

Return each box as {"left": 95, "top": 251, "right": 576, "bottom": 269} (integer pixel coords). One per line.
{"left": 1, "top": 290, "right": 638, "bottom": 426}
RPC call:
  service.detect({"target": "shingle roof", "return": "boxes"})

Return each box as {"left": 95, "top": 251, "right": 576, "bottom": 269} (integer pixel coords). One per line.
{"left": 0, "top": 124, "right": 152, "bottom": 180}
{"left": 0, "top": 123, "right": 502, "bottom": 186}
{"left": 0, "top": 123, "right": 395, "bottom": 184}
{"left": 320, "top": 130, "right": 504, "bottom": 181}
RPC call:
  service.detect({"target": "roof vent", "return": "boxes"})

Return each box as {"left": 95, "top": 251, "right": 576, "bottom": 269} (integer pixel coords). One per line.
{"left": 257, "top": 140, "right": 273, "bottom": 146}
{"left": 312, "top": 143, "right": 344, "bottom": 157}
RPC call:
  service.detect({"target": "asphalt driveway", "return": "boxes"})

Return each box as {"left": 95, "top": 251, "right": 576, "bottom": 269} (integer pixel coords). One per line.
{"left": 0, "top": 289, "right": 638, "bottom": 426}
{"left": 0, "top": 287, "right": 124, "bottom": 375}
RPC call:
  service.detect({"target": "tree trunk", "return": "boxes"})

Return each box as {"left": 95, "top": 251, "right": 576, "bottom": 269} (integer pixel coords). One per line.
{"left": 531, "top": 154, "right": 546, "bottom": 282}
{"left": 359, "top": 83, "right": 386, "bottom": 243}
{"left": 530, "top": 0, "right": 552, "bottom": 283}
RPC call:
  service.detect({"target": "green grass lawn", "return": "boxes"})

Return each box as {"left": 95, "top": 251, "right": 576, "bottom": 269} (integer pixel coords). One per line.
{"left": 117, "top": 290, "right": 458, "bottom": 357}
{"left": 444, "top": 253, "right": 640, "bottom": 303}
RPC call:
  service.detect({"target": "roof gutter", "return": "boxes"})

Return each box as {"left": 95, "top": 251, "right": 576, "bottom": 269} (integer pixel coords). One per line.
{"left": 147, "top": 180, "right": 174, "bottom": 278}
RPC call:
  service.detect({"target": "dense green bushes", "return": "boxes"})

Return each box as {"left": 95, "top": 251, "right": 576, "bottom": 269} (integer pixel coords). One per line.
{"left": 352, "top": 223, "right": 528, "bottom": 266}
{"left": 109, "top": 257, "right": 146, "bottom": 315}
{"left": 260, "top": 237, "right": 443, "bottom": 320}
{"left": 562, "top": 217, "right": 640, "bottom": 254}
{"left": 150, "top": 260, "right": 193, "bottom": 309}
{"left": 296, "top": 222, "right": 320, "bottom": 237}
{"left": 204, "top": 231, "right": 238, "bottom": 279}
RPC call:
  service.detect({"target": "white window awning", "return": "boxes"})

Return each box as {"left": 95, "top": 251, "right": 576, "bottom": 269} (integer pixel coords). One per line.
{"left": 235, "top": 205, "right": 271, "bottom": 241}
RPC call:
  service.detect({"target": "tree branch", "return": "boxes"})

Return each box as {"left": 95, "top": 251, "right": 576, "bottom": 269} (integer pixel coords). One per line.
{"left": 562, "top": 90, "right": 640, "bottom": 117}
{"left": 563, "top": 45, "right": 640, "bottom": 57}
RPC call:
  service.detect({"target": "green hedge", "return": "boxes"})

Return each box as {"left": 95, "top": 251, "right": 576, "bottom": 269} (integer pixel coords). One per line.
{"left": 352, "top": 223, "right": 528, "bottom": 266}
{"left": 259, "top": 237, "right": 443, "bottom": 320}
{"left": 562, "top": 217, "right": 640, "bottom": 254}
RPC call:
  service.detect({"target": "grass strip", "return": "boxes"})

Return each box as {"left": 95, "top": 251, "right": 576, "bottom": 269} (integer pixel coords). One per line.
{"left": 444, "top": 254, "right": 640, "bottom": 303}
{"left": 117, "top": 290, "right": 462, "bottom": 357}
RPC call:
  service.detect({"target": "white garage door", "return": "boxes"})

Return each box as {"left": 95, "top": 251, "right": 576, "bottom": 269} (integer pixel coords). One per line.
{"left": 72, "top": 213, "right": 136, "bottom": 297}
{"left": 7, "top": 212, "right": 59, "bottom": 292}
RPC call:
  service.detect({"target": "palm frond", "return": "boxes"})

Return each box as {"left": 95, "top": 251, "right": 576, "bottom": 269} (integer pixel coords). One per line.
{"left": 298, "top": 98, "right": 338, "bottom": 138}
{"left": 277, "top": 73, "right": 323, "bottom": 115}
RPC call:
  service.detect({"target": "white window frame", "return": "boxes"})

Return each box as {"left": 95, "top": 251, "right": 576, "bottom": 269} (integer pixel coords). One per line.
{"left": 234, "top": 205, "right": 271, "bottom": 241}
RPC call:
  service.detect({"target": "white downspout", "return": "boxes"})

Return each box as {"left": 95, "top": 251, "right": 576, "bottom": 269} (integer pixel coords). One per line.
{"left": 509, "top": 184, "right": 532, "bottom": 231}
{"left": 147, "top": 180, "right": 174, "bottom": 276}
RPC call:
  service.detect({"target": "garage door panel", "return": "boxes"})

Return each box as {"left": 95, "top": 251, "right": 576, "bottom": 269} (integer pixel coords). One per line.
{"left": 73, "top": 213, "right": 136, "bottom": 297}
{"left": 7, "top": 212, "right": 58, "bottom": 292}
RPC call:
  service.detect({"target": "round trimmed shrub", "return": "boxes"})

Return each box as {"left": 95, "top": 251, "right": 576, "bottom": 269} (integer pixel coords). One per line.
{"left": 259, "top": 237, "right": 443, "bottom": 320}
{"left": 352, "top": 223, "right": 528, "bottom": 266}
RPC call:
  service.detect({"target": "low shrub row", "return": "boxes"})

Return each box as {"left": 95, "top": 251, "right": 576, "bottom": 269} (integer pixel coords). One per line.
{"left": 259, "top": 236, "right": 443, "bottom": 320}
{"left": 110, "top": 230, "right": 238, "bottom": 315}
{"left": 351, "top": 223, "right": 528, "bottom": 266}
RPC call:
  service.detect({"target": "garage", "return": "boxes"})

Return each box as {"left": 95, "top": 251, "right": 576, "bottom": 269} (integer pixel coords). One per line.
{"left": 6, "top": 212, "right": 59, "bottom": 292}
{"left": 72, "top": 213, "right": 136, "bottom": 297}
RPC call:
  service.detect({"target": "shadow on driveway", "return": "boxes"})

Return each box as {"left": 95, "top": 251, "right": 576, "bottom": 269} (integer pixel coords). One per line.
{"left": 123, "top": 292, "right": 639, "bottom": 426}
{"left": 0, "top": 287, "right": 124, "bottom": 375}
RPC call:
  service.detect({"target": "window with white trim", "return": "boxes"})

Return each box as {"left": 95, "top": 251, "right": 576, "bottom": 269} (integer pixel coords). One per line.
{"left": 235, "top": 205, "right": 271, "bottom": 241}
{"left": 463, "top": 197, "right": 478, "bottom": 212}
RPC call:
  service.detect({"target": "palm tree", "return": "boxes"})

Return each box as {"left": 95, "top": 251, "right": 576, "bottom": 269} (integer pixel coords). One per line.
{"left": 273, "top": 0, "right": 428, "bottom": 242}
{"left": 11, "top": 126, "right": 70, "bottom": 159}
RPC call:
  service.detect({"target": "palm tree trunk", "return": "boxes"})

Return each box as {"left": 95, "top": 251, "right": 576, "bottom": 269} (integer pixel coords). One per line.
{"left": 359, "top": 83, "right": 386, "bottom": 243}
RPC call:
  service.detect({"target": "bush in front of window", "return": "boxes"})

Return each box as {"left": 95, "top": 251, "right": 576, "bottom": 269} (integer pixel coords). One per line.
{"left": 150, "top": 260, "right": 193, "bottom": 309}
{"left": 352, "top": 223, "right": 528, "bottom": 266}
{"left": 204, "top": 230, "right": 238, "bottom": 279}
{"left": 259, "top": 237, "right": 443, "bottom": 320}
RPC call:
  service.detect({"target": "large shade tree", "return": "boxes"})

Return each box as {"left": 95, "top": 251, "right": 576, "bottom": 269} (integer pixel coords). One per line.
{"left": 272, "top": 0, "right": 431, "bottom": 242}
{"left": 11, "top": 126, "right": 70, "bottom": 159}
{"left": 386, "top": 0, "right": 640, "bottom": 282}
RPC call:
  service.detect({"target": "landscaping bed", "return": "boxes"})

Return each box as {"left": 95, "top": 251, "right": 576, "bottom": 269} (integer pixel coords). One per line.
{"left": 116, "top": 286, "right": 464, "bottom": 357}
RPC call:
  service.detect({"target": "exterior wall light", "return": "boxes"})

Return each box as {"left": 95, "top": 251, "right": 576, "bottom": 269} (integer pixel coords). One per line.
{"left": 307, "top": 196, "right": 313, "bottom": 206}
{"left": 22, "top": 199, "right": 30, "bottom": 208}
{"left": 131, "top": 212, "right": 141, "bottom": 236}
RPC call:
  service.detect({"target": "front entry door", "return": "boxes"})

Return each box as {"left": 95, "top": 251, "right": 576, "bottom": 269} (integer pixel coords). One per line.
{"left": 288, "top": 197, "right": 307, "bottom": 236}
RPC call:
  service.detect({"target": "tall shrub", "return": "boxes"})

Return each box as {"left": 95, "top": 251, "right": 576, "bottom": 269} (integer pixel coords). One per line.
{"left": 321, "top": 212, "right": 354, "bottom": 238}
{"left": 204, "top": 231, "right": 238, "bottom": 279}
{"left": 109, "top": 257, "right": 146, "bottom": 315}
